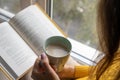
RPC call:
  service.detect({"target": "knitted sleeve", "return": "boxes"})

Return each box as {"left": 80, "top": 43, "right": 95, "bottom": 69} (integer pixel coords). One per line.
{"left": 74, "top": 66, "right": 89, "bottom": 78}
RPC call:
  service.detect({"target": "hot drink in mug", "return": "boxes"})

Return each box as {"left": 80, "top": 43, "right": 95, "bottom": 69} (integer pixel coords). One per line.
{"left": 43, "top": 36, "right": 72, "bottom": 72}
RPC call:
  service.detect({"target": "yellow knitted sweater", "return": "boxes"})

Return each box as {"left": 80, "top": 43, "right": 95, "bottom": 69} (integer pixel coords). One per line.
{"left": 74, "top": 66, "right": 89, "bottom": 80}
{"left": 74, "top": 50, "right": 120, "bottom": 80}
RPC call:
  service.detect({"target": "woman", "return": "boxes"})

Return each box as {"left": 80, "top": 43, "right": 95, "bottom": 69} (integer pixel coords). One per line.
{"left": 31, "top": 0, "right": 120, "bottom": 80}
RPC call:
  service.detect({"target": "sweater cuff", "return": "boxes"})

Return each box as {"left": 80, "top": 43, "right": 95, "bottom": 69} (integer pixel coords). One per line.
{"left": 74, "top": 66, "right": 81, "bottom": 78}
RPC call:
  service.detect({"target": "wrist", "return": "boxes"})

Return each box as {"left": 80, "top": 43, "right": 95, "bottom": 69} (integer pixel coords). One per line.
{"left": 58, "top": 66, "right": 75, "bottom": 78}
{"left": 67, "top": 66, "right": 75, "bottom": 78}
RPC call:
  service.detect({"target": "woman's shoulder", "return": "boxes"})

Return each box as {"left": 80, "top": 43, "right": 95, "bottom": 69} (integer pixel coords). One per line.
{"left": 113, "top": 48, "right": 120, "bottom": 61}
{"left": 108, "top": 49, "right": 120, "bottom": 73}
{"left": 99, "top": 49, "right": 120, "bottom": 80}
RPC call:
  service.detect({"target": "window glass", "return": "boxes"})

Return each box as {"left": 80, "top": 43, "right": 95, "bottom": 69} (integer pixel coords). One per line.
{"left": 0, "top": 0, "right": 46, "bottom": 14}
{"left": 53, "top": 0, "right": 98, "bottom": 48}
{"left": 0, "top": 0, "right": 21, "bottom": 13}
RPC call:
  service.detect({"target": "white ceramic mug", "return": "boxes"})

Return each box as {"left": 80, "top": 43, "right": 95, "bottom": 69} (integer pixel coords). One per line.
{"left": 43, "top": 36, "right": 72, "bottom": 72}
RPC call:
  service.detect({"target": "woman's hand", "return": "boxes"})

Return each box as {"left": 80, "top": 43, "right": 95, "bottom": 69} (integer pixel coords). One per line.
{"left": 31, "top": 53, "right": 60, "bottom": 80}
{"left": 58, "top": 64, "right": 74, "bottom": 79}
{"left": 58, "top": 57, "right": 80, "bottom": 79}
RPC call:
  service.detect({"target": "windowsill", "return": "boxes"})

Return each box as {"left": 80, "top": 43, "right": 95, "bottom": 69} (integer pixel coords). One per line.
{"left": 68, "top": 38, "right": 101, "bottom": 65}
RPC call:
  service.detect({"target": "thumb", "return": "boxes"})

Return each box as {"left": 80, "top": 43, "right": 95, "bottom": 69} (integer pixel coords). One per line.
{"left": 41, "top": 53, "right": 60, "bottom": 80}
{"left": 40, "top": 53, "right": 55, "bottom": 73}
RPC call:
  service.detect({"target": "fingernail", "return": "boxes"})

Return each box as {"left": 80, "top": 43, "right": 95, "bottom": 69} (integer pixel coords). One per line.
{"left": 41, "top": 53, "right": 46, "bottom": 59}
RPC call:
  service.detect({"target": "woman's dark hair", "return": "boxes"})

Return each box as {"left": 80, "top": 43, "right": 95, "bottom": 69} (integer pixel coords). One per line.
{"left": 90, "top": 0, "right": 120, "bottom": 79}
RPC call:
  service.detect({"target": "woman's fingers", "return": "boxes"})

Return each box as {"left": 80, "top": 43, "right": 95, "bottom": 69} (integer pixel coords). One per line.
{"left": 32, "top": 53, "right": 60, "bottom": 80}
{"left": 40, "top": 53, "right": 60, "bottom": 80}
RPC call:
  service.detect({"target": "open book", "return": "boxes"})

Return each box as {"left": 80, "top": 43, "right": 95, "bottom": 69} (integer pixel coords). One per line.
{"left": 0, "top": 4, "right": 65, "bottom": 80}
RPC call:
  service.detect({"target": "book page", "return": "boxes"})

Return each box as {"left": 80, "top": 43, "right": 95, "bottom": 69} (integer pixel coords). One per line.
{"left": 9, "top": 4, "right": 65, "bottom": 55}
{"left": 0, "top": 22, "right": 37, "bottom": 78}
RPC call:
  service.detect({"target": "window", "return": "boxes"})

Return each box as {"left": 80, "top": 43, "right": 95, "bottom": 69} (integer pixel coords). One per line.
{"left": 0, "top": 0, "right": 47, "bottom": 22}
{"left": 51, "top": 0, "right": 100, "bottom": 65}
{"left": 52, "top": 0, "right": 98, "bottom": 48}
{"left": 0, "top": 0, "right": 21, "bottom": 14}
{"left": 0, "top": 0, "right": 100, "bottom": 65}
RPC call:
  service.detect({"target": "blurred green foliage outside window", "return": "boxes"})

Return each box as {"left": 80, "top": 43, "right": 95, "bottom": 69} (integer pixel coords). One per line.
{"left": 53, "top": 0, "right": 98, "bottom": 48}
